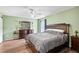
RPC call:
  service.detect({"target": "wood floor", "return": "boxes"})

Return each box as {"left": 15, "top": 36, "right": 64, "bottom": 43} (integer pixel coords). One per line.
{"left": 0, "top": 39, "right": 77, "bottom": 53}
{"left": 0, "top": 39, "right": 37, "bottom": 53}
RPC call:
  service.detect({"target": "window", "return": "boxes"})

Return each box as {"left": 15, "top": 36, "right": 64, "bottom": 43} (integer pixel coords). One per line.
{"left": 38, "top": 19, "right": 47, "bottom": 32}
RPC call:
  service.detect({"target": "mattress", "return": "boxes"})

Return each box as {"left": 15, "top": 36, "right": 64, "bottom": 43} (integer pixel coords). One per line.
{"left": 26, "top": 31, "right": 67, "bottom": 53}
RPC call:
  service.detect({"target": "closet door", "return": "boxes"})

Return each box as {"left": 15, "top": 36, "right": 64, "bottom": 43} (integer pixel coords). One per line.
{"left": 0, "top": 17, "right": 3, "bottom": 43}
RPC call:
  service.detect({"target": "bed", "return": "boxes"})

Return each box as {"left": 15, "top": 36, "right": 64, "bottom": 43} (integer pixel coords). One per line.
{"left": 25, "top": 23, "right": 70, "bottom": 53}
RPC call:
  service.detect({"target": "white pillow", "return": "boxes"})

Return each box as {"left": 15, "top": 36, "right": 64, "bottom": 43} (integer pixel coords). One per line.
{"left": 46, "top": 29, "right": 64, "bottom": 33}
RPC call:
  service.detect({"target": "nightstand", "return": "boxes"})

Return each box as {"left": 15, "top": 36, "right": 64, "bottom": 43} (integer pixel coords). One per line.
{"left": 71, "top": 36, "right": 79, "bottom": 52}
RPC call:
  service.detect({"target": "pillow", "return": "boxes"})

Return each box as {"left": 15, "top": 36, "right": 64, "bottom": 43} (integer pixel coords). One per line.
{"left": 45, "top": 29, "right": 64, "bottom": 33}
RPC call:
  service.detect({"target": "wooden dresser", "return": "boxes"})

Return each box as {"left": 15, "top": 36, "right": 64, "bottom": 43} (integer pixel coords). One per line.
{"left": 71, "top": 36, "right": 79, "bottom": 52}
{"left": 19, "top": 29, "right": 33, "bottom": 39}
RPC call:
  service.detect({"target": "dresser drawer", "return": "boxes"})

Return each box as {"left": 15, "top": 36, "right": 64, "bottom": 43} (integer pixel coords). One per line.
{"left": 72, "top": 39, "right": 79, "bottom": 43}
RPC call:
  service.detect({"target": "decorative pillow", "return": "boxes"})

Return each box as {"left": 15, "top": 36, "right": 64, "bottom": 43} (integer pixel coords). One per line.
{"left": 45, "top": 29, "right": 64, "bottom": 33}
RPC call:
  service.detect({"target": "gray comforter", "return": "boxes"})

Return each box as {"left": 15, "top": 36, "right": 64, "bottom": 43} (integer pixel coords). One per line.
{"left": 26, "top": 31, "right": 67, "bottom": 53}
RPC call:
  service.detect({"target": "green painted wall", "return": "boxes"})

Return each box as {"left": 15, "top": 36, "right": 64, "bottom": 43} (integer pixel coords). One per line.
{"left": 45, "top": 7, "right": 79, "bottom": 36}
{"left": 32, "top": 20, "right": 38, "bottom": 33}
{"left": 37, "top": 19, "right": 41, "bottom": 32}
{"left": 3, "top": 15, "right": 20, "bottom": 40}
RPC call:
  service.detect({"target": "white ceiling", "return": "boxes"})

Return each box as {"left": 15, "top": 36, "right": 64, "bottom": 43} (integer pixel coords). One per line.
{"left": 0, "top": 6, "right": 75, "bottom": 19}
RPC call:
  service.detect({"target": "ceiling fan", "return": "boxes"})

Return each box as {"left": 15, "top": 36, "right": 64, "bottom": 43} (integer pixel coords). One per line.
{"left": 28, "top": 8, "right": 43, "bottom": 19}
{"left": 29, "top": 8, "right": 35, "bottom": 19}
{"left": 22, "top": 6, "right": 45, "bottom": 19}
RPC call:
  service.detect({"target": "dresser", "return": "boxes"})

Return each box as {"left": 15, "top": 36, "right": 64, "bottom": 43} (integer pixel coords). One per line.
{"left": 71, "top": 36, "right": 79, "bottom": 52}
{"left": 19, "top": 29, "right": 33, "bottom": 39}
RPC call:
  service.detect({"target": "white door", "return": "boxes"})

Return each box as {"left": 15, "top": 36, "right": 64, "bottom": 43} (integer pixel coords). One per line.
{"left": 0, "top": 17, "right": 3, "bottom": 43}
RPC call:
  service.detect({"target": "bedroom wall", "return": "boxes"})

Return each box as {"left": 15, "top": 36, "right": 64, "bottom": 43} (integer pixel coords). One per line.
{"left": 3, "top": 15, "right": 32, "bottom": 40}
{"left": 32, "top": 20, "right": 38, "bottom": 33}
{"left": 3, "top": 15, "right": 19, "bottom": 40}
{"left": 45, "top": 7, "right": 79, "bottom": 36}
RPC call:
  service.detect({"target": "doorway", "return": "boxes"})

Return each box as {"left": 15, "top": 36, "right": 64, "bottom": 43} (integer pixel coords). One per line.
{"left": 0, "top": 17, "right": 3, "bottom": 43}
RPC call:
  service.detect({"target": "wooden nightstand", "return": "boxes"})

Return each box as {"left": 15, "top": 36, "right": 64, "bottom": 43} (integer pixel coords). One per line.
{"left": 71, "top": 36, "right": 79, "bottom": 52}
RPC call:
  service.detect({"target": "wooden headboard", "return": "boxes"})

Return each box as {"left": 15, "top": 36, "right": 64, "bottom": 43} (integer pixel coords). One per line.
{"left": 46, "top": 23, "right": 70, "bottom": 34}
